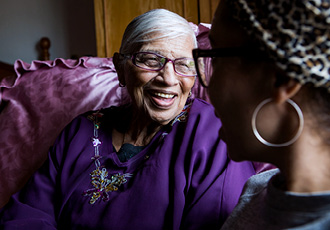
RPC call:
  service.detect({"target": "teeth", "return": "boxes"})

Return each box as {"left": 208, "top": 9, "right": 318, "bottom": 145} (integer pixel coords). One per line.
{"left": 154, "top": 92, "right": 175, "bottom": 99}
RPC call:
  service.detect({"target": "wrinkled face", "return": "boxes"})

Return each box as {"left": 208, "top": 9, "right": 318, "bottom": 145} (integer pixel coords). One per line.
{"left": 208, "top": 1, "right": 272, "bottom": 161}
{"left": 122, "top": 35, "right": 196, "bottom": 125}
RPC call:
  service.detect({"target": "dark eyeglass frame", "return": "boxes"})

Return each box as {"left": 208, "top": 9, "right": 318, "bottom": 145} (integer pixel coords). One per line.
{"left": 192, "top": 47, "right": 270, "bottom": 87}
{"left": 125, "top": 51, "right": 196, "bottom": 77}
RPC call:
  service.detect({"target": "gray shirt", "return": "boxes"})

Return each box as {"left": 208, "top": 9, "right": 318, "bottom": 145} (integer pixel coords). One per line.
{"left": 221, "top": 169, "right": 330, "bottom": 229}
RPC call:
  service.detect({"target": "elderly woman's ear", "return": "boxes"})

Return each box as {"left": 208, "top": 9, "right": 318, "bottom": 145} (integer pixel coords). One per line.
{"left": 113, "top": 52, "right": 126, "bottom": 86}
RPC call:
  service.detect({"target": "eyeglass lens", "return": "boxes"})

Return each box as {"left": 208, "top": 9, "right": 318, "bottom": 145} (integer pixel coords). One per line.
{"left": 134, "top": 52, "right": 196, "bottom": 77}
{"left": 196, "top": 57, "right": 213, "bottom": 87}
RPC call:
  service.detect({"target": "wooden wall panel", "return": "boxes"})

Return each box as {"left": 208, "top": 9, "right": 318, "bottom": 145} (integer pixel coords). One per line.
{"left": 94, "top": 0, "right": 107, "bottom": 57}
{"left": 94, "top": 0, "right": 218, "bottom": 58}
{"left": 199, "top": 0, "right": 220, "bottom": 23}
{"left": 103, "top": 0, "right": 184, "bottom": 57}
{"left": 183, "top": 0, "right": 199, "bottom": 24}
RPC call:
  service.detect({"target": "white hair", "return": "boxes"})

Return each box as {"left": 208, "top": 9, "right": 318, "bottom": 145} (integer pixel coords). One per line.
{"left": 119, "top": 9, "right": 197, "bottom": 54}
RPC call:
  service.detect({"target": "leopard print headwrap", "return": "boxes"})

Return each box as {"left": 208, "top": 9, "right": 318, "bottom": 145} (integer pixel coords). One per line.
{"left": 227, "top": 0, "right": 330, "bottom": 92}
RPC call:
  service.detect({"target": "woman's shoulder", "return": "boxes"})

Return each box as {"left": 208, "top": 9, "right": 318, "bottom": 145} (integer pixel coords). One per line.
{"left": 189, "top": 98, "right": 218, "bottom": 118}
{"left": 241, "top": 168, "right": 280, "bottom": 196}
{"left": 69, "top": 111, "right": 98, "bottom": 127}
{"left": 72, "top": 107, "right": 118, "bottom": 126}
{"left": 168, "top": 98, "right": 222, "bottom": 138}
{"left": 191, "top": 98, "right": 214, "bottom": 108}
{"left": 57, "top": 110, "right": 103, "bottom": 141}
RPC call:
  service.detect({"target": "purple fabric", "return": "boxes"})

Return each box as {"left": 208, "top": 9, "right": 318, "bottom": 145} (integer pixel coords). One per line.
{"left": 190, "top": 23, "right": 212, "bottom": 103}
{"left": 0, "top": 99, "right": 256, "bottom": 230}
{"left": 0, "top": 57, "right": 130, "bottom": 208}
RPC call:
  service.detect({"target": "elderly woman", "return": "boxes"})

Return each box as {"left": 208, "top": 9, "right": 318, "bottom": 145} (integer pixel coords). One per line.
{"left": 0, "top": 9, "right": 257, "bottom": 229}
{"left": 194, "top": 0, "right": 330, "bottom": 229}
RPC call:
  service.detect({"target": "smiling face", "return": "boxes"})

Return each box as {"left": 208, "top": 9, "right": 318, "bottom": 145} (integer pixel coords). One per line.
{"left": 119, "top": 34, "right": 196, "bottom": 125}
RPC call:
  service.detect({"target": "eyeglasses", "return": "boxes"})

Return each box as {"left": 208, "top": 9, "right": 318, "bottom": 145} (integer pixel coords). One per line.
{"left": 192, "top": 47, "right": 270, "bottom": 87}
{"left": 126, "top": 52, "right": 197, "bottom": 77}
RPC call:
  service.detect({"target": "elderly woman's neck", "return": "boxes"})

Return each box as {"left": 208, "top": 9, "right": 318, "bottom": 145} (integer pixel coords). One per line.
{"left": 125, "top": 109, "right": 163, "bottom": 146}
{"left": 125, "top": 124, "right": 162, "bottom": 147}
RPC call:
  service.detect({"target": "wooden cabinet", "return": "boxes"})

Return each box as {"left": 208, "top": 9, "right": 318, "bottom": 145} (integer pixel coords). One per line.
{"left": 94, "top": 0, "right": 220, "bottom": 57}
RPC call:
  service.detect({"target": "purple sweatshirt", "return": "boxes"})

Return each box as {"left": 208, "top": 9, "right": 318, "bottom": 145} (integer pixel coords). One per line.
{"left": 0, "top": 99, "right": 256, "bottom": 230}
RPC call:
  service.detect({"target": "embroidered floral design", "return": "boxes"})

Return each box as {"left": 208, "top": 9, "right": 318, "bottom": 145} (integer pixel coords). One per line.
{"left": 83, "top": 167, "right": 132, "bottom": 204}
{"left": 83, "top": 111, "right": 132, "bottom": 204}
{"left": 87, "top": 112, "right": 103, "bottom": 130}
{"left": 92, "top": 137, "right": 101, "bottom": 147}
{"left": 83, "top": 102, "right": 192, "bottom": 204}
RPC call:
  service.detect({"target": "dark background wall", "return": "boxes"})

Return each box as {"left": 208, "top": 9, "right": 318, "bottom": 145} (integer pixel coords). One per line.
{"left": 0, "top": 0, "right": 97, "bottom": 65}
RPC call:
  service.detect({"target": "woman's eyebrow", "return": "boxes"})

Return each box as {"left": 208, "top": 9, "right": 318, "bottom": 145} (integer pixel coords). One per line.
{"left": 140, "top": 49, "right": 162, "bottom": 55}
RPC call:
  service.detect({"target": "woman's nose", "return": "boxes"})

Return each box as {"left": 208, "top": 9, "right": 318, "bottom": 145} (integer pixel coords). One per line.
{"left": 159, "top": 61, "right": 179, "bottom": 86}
